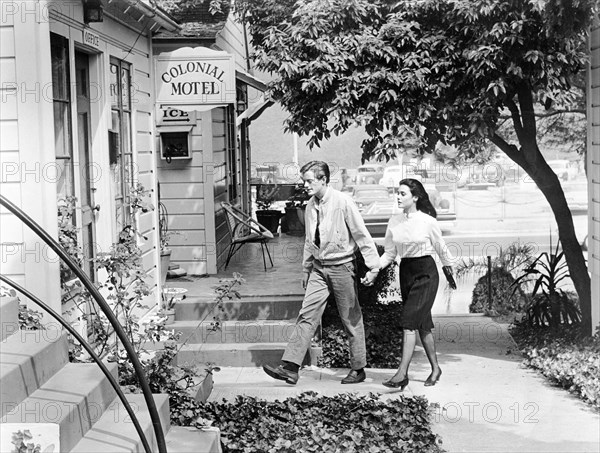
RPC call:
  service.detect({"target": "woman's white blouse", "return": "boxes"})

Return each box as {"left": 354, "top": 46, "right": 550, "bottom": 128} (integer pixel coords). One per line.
{"left": 379, "top": 210, "right": 454, "bottom": 268}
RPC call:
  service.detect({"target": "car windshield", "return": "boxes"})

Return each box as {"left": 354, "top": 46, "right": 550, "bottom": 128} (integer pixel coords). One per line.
{"left": 358, "top": 167, "right": 377, "bottom": 172}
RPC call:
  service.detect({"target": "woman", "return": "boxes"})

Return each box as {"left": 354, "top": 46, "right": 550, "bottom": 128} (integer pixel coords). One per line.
{"left": 365, "top": 178, "right": 455, "bottom": 389}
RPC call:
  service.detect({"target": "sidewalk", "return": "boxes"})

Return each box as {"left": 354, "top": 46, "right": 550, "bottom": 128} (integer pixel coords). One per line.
{"left": 208, "top": 316, "right": 600, "bottom": 453}
{"left": 167, "top": 235, "right": 598, "bottom": 452}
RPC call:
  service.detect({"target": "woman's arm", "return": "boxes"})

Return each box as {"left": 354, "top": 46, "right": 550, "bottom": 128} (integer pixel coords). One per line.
{"left": 429, "top": 218, "right": 454, "bottom": 267}
{"left": 379, "top": 220, "right": 398, "bottom": 269}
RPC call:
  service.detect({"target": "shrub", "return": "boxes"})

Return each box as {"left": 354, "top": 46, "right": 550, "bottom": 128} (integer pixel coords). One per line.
{"left": 195, "top": 392, "right": 444, "bottom": 453}
{"left": 510, "top": 320, "right": 600, "bottom": 410}
{"left": 469, "top": 268, "right": 527, "bottom": 316}
{"left": 355, "top": 245, "right": 400, "bottom": 307}
{"left": 511, "top": 244, "right": 581, "bottom": 327}
{"left": 319, "top": 245, "right": 403, "bottom": 368}
{"left": 524, "top": 291, "right": 580, "bottom": 328}
{"left": 320, "top": 302, "right": 404, "bottom": 368}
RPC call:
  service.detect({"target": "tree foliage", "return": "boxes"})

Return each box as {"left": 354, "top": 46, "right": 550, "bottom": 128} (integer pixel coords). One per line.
{"left": 237, "top": 0, "right": 594, "bottom": 160}
{"left": 236, "top": 0, "right": 597, "bottom": 334}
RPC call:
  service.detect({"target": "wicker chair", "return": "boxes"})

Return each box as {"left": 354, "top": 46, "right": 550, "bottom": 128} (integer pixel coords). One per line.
{"left": 221, "top": 202, "right": 274, "bottom": 271}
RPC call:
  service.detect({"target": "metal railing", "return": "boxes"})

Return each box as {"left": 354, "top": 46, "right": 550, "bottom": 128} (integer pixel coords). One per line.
{"left": 0, "top": 194, "right": 167, "bottom": 453}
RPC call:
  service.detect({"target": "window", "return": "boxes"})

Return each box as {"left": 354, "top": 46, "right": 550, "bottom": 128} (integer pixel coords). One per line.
{"left": 109, "top": 58, "right": 133, "bottom": 235}
{"left": 50, "top": 33, "right": 74, "bottom": 199}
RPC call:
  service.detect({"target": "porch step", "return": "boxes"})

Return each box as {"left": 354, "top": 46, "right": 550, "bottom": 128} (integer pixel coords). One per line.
{"left": 175, "top": 294, "right": 303, "bottom": 321}
{"left": 176, "top": 342, "right": 318, "bottom": 367}
{"left": 165, "top": 426, "right": 222, "bottom": 453}
{"left": 0, "top": 296, "right": 19, "bottom": 341}
{"left": 1, "top": 362, "right": 119, "bottom": 453}
{"left": 69, "top": 393, "right": 170, "bottom": 453}
{"left": 172, "top": 320, "right": 299, "bottom": 344}
{"left": 0, "top": 330, "right": 69, "bottom": 417}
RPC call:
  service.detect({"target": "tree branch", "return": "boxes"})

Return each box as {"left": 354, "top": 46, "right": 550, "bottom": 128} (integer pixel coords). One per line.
{"left": 499, "top": 108, "right": 586, "bottom": 119}
{"left": 489, "top": 133, "right": 525, "bottom": 167}
{"left": 505, "top": 98, "right": 524, "bottom": 142}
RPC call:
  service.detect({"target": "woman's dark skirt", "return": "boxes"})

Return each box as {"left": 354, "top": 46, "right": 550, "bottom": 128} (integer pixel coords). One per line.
{"left": 399, "top": 255, "right": 439, "bottom": 331}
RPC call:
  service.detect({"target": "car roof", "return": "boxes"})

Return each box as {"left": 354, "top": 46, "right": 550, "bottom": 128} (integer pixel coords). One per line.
{"left": 357, "top": 164, "right": 384, "bottom": 169}
{"left": 352, "top": 184, "right": 389, "bottom": 191}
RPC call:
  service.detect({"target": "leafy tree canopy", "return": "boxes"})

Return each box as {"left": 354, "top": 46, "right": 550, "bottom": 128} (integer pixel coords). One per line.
{"left": 237, "top": 0, "right": 595, "bottom": 163}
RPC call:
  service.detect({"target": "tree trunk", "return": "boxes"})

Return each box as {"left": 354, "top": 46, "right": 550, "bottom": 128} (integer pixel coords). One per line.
{"left": 492, "top": 136, "right": 591, "bottom": 336}
{"left": 529, "top": 168, "right": 591, "bottom": 335}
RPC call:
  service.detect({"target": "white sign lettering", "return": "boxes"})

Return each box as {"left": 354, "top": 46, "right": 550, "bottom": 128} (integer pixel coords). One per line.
{"left": 155, "top": 48, "right": 236, "bottom": 105}
{"left": 82, "top": 29, "right": 101, "bottom": 49}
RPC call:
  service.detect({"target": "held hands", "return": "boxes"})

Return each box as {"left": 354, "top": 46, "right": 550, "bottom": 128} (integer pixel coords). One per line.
{"left": 360, "top": 269, "right": 379, "bottom": 287}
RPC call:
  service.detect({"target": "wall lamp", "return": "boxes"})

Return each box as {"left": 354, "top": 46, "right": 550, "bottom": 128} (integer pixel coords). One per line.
{"left": 83, "top": 0, "right": 104, "bottom": 24}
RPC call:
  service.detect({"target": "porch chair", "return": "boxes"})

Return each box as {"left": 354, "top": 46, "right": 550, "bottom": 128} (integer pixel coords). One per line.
{"left": 221, "top": 202, "right": 274, "bottom": 271}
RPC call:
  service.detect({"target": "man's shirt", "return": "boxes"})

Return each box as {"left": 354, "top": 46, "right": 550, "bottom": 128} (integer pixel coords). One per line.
{"left": 303, "top": 186, "right": 380, "bottom": 272}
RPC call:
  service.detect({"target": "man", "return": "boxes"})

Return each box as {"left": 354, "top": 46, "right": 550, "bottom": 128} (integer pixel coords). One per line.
{"left": 263, "top": 161, "right": 381, "bottom": 385}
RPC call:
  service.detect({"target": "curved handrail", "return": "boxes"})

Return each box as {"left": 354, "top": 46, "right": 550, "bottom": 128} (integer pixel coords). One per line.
{"left": 0, "top": 194, "right": 167, "bottom": 453}
{"left": 0, "top": 275, "right": 153, "bottom": 453}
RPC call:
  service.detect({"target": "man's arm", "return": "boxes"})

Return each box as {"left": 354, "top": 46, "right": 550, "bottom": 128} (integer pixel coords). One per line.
{"left": 343, "top": 196, "right": 380, "bottom": 272}
{"left": 302, "top": 200, "right": 315, "bottom": 275}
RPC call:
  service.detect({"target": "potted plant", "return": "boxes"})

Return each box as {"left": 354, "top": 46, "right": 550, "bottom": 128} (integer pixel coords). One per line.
{"left": 160, "top": 287, "right": 187, "bottom": 325}
{"left": 282, "top": 184, "right": 310, "bottom": 236}
{"left": 255, "top": 184, "right": 283, "bottom": 235}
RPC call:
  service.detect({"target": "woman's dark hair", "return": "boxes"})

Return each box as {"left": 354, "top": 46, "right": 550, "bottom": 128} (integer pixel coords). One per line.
{"left": 399, "top": 178, "right": 437, "bottom": 218}
{"left": 300, "top": 160, "right": 330, "bottom": 183}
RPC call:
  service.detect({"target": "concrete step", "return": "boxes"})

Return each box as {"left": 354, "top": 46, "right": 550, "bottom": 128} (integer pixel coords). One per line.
{"left": 0, "top": 296, "right": 19, "bottom": 341}
{"left": 0, "top": 330, "right": 69, "bottom": 417}
{"left": 69, "top": 393, "right": 171, "bottom": 453}
{"left": 165, "top": 426, "right": 222, "bottom": 453}
{"left": 175, "top": 294, "right": 303, "bottom": 321}
{"left": 172, "top": 319, "right": 300, "bottom": 344}
{"left": 1, "top": 362, "right": 118, "bottom": 453}
{"left": 176, "top": 342, "right": 319, "bottom": 368}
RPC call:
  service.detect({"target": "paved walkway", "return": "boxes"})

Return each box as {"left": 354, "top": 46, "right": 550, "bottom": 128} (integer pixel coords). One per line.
{"left": 207, "top": 316, "right": 599, "bottom": 453}
{"left": 167, "top": 235, "right": 599, "bottom": 453}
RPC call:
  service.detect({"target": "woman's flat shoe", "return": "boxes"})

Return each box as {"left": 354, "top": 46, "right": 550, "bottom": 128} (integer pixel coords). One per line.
{"left": 382, "top": 376, "right": 409, "bottom": 390}
{"left": 424, "top": 370, "right": 442, "bottom": 387}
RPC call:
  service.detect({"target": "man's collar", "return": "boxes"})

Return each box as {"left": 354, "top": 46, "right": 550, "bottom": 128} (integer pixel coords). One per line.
{"left": 316, "top": 186, "right": 331, "bottom": 204}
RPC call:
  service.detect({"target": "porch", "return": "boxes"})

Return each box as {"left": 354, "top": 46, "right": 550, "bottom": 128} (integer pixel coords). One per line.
{"left": 163, "top": 233, "right": 307, "bottom": 299}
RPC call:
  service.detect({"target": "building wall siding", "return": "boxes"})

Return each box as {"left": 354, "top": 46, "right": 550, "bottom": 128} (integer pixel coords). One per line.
{"left": 0, "top": 0, "right": 158, "bottom": 311}
{"left": 589, "top": 20, "right": 600, "bottom": 330}
{"left": 0, "top": 11, "right": 60, "bottom": 311}
{"left": 157, "top": 115, "right": 208, "bottom": 276}
{"left": 216, "top": 18, "right": 248, "bottom": 71}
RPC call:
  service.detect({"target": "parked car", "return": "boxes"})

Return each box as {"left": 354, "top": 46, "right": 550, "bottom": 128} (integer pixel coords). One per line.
{"left": 351, "top": 184, "right": 393, "bottom": 211}
{"left": 356, "top": 164, "right": 385, "bottom": 184}
{"left": 380, "top": 166, "right": 404, "bottom": 188}
{"left": 547, "top": 159, "right": 577, "bottom": 181}
{"left": 379, "top": 165, "right": 426, "bottom": 188}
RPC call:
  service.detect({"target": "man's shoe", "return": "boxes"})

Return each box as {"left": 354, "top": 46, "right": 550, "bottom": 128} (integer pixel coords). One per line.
{"left": 341, "top": 369, "right": 366, "bottom": 384}
{"left": 263, "top": 364, "right": 299, "bottom": 385}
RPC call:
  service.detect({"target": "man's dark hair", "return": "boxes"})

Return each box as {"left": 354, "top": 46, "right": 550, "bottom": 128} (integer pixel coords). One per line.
{"left": 300, "top": 160, "right": 330, "bottom": 184}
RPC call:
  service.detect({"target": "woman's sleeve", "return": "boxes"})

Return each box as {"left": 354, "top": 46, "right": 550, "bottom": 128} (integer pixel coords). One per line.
{"left": 430, "top": 218, "right": 455, "bottom": 266}
{"left": 379, "top": 221, "right": 397, "bottom": 269}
